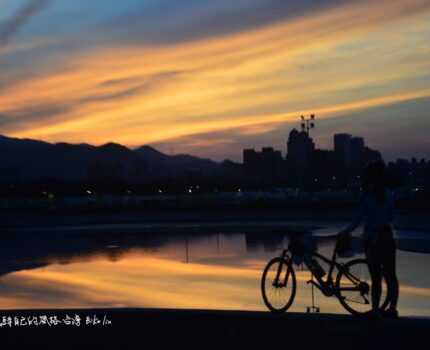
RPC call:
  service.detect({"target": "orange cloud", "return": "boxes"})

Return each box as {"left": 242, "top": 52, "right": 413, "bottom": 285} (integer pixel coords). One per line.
{"left": 1, "top": 0, "right": 429, "bottom": 151}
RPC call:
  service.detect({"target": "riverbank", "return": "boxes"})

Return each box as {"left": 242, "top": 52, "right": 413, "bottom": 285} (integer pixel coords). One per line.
{"left": 1, "top": 207, "right": 429, "bottom": 234}
{"left": 1, "top": 308, "right": 428, "bottom": 347}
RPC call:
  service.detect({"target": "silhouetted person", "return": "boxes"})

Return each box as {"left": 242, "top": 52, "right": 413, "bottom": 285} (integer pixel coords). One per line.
{"left": 338, "top": 161, "right": 399, "bottom": 318}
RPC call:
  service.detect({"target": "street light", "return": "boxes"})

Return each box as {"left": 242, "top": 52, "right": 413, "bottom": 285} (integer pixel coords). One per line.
{"left": 300, "top": 114, "right": 316, "bottom": 135}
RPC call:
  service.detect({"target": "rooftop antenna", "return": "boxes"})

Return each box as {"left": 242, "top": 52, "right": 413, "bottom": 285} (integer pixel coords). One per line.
{"left": 301, "top": 114, "right": 316, "bottom": 135}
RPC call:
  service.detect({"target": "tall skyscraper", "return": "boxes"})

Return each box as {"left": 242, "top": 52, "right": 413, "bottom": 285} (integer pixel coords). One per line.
{"left": 334, "top": 133, "right": 352, "bottom": 167}
{"left": 287, "top": 129, "right": 315, "bottom": 167}
{"left": 350, "top": 137, "right": 365, "bottom": 165}
{"left": 243, "top": 147, "right": 283, "bottom": 179}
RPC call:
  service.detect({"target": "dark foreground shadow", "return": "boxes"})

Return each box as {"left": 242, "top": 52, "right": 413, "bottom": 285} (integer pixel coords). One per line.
{"left": 1, "top": 308, "right": 428, "bottom": 348}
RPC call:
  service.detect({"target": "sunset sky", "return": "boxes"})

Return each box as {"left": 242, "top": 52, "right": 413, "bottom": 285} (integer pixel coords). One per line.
{"left": 1, "top": 0, "right": 429, "bottom": 161}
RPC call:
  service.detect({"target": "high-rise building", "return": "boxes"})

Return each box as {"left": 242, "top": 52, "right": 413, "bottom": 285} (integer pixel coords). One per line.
{"left": 243, "top": 147, "right": 283, "bottom": 179}
{"left": 350, "top": 137, "right": 365, "bottom": 165}
{"left": 287, "top": 129, "right": 315, "bottom": 167}
{"left": 334, "top": 134, "right": 368, "bottom": 168}
{"left": 334, "top": 133, "right": 352, "bottom": 167}
{"left": 243, "top": 149, "right": 258, "bottom": 168}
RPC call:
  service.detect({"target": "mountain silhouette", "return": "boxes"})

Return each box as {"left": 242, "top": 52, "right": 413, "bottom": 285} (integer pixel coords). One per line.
{"left": 135, "top": 145, "right": 220, "bottom": 175}
{"left": 0, "top": 135, "right": 229, "bottom": 183}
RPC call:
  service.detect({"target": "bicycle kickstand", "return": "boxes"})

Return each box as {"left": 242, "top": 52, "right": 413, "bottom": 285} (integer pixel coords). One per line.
{"left": 306, "top": 273, "right": 320, "bottom": 313}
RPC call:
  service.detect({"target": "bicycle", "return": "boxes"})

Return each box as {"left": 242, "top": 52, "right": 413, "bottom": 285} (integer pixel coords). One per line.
{"left": 261, "top": 237, "right": 389, "bottom": 315}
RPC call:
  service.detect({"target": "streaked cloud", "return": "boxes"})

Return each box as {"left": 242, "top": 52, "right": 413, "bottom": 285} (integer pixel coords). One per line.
{"left": 0, "top": 0, "right": 429, "bottom": 160}
{"left": 0, "top": 0, "right": 51, "bottom": 48}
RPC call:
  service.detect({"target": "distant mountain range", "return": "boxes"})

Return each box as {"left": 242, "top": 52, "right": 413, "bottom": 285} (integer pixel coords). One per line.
{"left": 0, "top": 135, "right": 239, "bottom": 182}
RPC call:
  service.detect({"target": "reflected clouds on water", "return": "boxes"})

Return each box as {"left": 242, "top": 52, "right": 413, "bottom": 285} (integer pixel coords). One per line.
{"left": 0, "top": 227, "right": 429, "bottom": 316}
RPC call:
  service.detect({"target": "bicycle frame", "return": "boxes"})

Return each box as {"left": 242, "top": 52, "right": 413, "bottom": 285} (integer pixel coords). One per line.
{"left": 307, "top": 249, "right": 341, "bottom": 297}
{"left": 279, "top": 245, "right": 367, "bottom": 300}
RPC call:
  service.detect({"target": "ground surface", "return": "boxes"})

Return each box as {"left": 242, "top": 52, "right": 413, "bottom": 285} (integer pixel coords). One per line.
{"left": 1, "top": 308, "right": 427, "bottom": 348}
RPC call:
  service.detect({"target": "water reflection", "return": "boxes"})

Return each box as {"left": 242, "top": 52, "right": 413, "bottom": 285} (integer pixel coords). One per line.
{"left": 0, "top": 228, "right": 429, "bottom": 316}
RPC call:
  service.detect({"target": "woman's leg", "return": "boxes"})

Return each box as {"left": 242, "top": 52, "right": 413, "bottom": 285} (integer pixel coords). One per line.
{"left": 366, "top": 245, "right": 382, "bottom": 311}
{"left": 382, "top": 240, "right": 399, "bottom": 310}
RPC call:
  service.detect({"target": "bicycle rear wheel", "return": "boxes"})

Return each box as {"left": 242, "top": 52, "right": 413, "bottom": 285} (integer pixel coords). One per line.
{"left": 261, "top": 257, "right": 296, "bottom": 313}
{"left": 335, "top": 258, "right": 389, "bottom": 315}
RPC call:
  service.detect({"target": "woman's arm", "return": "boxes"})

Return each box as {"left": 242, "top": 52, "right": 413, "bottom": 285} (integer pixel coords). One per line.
{"left": 388, "top": 190, "right": 395, "bottom": 223}
{"left": 338, "top": 195, "right": 365, "bottom": 236}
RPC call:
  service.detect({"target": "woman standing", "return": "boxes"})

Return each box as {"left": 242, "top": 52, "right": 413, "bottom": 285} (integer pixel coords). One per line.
{"left": 338, "top": 161, "right": 399, "bottom": 318}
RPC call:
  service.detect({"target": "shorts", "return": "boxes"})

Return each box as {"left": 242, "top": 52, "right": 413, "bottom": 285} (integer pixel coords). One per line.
{"left": 365, "top": 225, "right": 396, "bottom": 268}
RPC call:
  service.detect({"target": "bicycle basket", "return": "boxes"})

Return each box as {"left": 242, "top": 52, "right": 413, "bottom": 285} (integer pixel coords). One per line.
{"left": 336, "top": 234, "right": 352, "bottom": 256}
{"left": 289, "top": 238, "right": 304, "bottom": 255}
{"left": 337, "top": 235, "right": 363, "bottom": 258}
{"left": 289, "top": 238, "right": 305, "bottom": 265}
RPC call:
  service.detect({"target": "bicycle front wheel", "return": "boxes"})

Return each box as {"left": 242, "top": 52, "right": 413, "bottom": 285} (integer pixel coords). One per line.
{"left": 261, "top": 257, "right": 296, "bottom": 313}
{"left": 335, "top": 258, "right": 389, "bottom": 315}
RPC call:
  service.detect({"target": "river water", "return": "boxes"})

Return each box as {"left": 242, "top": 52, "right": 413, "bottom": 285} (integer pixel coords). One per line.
{"left": 0, "top": 224, "right": 429, "bottom": 316}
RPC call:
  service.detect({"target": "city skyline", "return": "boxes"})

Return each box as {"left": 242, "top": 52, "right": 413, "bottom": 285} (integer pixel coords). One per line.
{"left": 1, "top": 0, "right": 430, "bottom": 162}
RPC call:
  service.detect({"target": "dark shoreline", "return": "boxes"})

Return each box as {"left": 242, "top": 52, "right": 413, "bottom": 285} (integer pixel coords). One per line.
{"left": 1, "top": 207, "right": 429, "bottom": 233}
{"left": 1, "top": 308, "right": 428, "bottom": 347}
